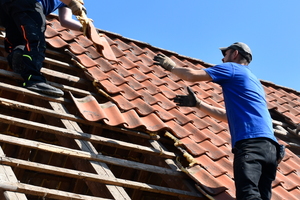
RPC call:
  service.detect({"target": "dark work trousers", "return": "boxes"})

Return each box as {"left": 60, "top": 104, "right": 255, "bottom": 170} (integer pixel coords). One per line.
{"left": 232, "top": 138, "right": 278, "bottom": 200}
{"left": 0, "top": 0, "right": 47, "bottom": 85}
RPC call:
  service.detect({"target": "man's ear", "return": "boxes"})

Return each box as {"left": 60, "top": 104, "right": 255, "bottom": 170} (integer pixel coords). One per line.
{"left": 232, "top": 50, "right": 239, "bottom": 60}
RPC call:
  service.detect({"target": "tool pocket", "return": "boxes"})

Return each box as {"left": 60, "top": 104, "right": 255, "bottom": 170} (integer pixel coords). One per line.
{"left": 276, "top": 144, "right": 285, "bottom": 164}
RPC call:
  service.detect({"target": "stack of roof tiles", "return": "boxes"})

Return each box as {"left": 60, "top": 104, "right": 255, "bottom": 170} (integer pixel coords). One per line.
{"left": 36, "top": 14, "right": 300, "bottom": 199}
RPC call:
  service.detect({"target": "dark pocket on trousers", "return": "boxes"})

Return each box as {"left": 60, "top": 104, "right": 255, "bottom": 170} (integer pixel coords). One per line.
{"left": 276, "top": 144, "right": 285, "bottom": 164}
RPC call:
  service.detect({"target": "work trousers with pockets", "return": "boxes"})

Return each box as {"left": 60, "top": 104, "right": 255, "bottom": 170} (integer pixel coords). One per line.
{"left": 232, "top": 137, "right": 278, "bottom": 200}
{"left": 0, "top": 0, "right": 47, "bottom": 85}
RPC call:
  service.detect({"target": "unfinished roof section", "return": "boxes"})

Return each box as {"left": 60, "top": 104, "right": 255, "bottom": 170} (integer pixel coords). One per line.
{"left": 0, "top": 14, "right": 300, "bottom": 200}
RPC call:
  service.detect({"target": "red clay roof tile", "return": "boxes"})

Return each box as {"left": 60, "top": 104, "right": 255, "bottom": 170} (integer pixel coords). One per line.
{"left": 272, "top": 185, "right": 299, "bottom": 200}
{"left": 76, "top": 54, "right": 99, "bottom": 67}
{"left": 46, "top": 36, "right": 69, "bottom": 48}
{"left": 99, "top": 79, "right": 123, "bottom": 94}
{"left": 74, "top": 35, "right": 94, "bottom": 48}
{"left": 86, "top": 46, "right": 102, "bottom": 59}
{"left": 111, "top": 45, "right": 126, "bottom": 58}
{"left": 118, "top": 56, "right": 139, "bottom": 69}
{"left": 128, "top": 42, "right": 146, "bottom": 56}
{"left": 125, "top": 52, "right": 143, "bottom": 63}
{"left": 186, "top": 165, "right": 233, "bottom": 196}
{"left": 113, "top": 39, "right": 133, "bottom": 51}
{"left": 45, "top": 24, "right": 60, "bottom": 38}
{"left": 68, "top": 41, "right": 89, "bottom": 55}
{"left": 59, "top": 30, "right": 77, "bottom": 41}
{"left": 180, "top": 137, "right": 208, "bottom": 156}
{"left": 85, "top": 66, "right": 109, "bottom": 81}
{"left": 188, "top": 128, "right": 211, "bottom": 143}
{"left": 106, "top": 71, "right": 128, "bottom": 86}
{"left": 165, "top": 120, "right": 192, "bottom": 138}
{"left": 194, "top": 154, "right": 228, "bottom": 177}
{"left": 152, "top": 104, "right": 176, "bottom": 121}
{"left": 199, "top": 140, "right": 229, "bottom": 161}
{"left": 111, "top": 94, "right": 136, "bottom": 111}
{"left": 94, "top": 57, "right": 116, "bottom": 72}
{"left": 129, "top": 98, "right": 156, "bottom": 115}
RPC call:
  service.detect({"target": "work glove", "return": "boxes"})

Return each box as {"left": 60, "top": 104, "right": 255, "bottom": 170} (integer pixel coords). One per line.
{"left": 173, "top": 87, "right": 201, "bottom": 107}
{"left": 153, "top": 54, "right": 176, "bottom": 71}
{"left": 68, "top": 0, "right": 86, "bottom": 16}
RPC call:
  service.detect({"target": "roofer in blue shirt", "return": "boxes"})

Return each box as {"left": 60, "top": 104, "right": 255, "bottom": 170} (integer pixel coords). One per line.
{"left": 0, "top": 0, "right": 85, "bottom": 97}
{"left": 154, "top": 42, "right": 285, "bottom": 200}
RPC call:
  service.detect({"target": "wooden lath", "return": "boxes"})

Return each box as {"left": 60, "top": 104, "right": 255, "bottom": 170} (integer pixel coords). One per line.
{"left": 0, "top": 156, "right": 199, "bottom": 198}
{"left": 0, "top": 147, "right": 27, "bottom": 200}
{"left": 0, "top": 134, "right": 184, "bottom": 177}
{"left": 0, "top": 180, "right": 110, "bottom": 200}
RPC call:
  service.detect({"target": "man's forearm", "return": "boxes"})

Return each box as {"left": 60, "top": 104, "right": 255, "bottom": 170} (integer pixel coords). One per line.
{"left": 196, "top": 100, "right": 227, "bottom": 122}
{"left": 58, "top": 7, "right": 82, "bottom": 30}
{"left": 171, "top": 67, "right": 212, "bottom": 82}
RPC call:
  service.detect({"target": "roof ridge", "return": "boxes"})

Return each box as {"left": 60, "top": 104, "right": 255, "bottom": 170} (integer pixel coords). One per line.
{"left": 261, "top": 79, "right": 300, "bottom": 95}
{"left": 95, "top": 27, "right": 214, "bottom": 68}
{"left": 57, "top": 14, "right": 215, "bottom": 69}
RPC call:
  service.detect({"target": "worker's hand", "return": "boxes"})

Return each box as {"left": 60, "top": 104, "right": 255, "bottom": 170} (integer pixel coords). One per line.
{"left": 173, "top": 87, "right": 201, "bottom": 107}
{"left": 68, "top": 0, "right": 86, "bottom": 16}
{"left": 153, "top": 54, "right": 176, "bottom": 71}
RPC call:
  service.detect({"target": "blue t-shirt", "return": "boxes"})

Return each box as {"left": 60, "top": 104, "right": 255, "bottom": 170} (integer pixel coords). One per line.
{"left": 204, "top": 62, "right": 277, "bottom": 147}
{"left": 36, "top": 0, "right": 66, "bottom": 15}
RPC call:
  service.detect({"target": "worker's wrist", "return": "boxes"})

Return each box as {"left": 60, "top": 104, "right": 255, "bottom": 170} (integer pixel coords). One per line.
{"left": 169, "top": 65, "right": 175, "bottom": 72}
{"left": 196, "top": 100, "right": 202, "bottom": 109}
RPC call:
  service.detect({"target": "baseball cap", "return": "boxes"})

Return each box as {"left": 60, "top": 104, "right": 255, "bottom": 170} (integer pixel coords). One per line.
{"left": 219, "top": 42, "right": 252, "bottom": 63}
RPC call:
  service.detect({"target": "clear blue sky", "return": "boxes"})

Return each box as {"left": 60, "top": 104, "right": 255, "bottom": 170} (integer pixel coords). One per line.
{"left": 83, "top": 0, "right": 300, "bottom": 91}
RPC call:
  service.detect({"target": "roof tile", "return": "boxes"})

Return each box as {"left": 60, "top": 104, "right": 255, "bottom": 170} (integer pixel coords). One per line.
{"left": 95, "top": 57, "right": 116, "bottom": 72}
{"left": 275, "top": 171, "right": 300, "bottom": 190}
{"left": 118, "top": 56, "right": 139, "bottom": 69}
{"left": 59, "top": 29, "right": 77, "bottom": 41}
{"left": 76, "top": 54, "right": 99, "bottom": 67}
{"left": 85, "top": 66, "right": 109, "bottom": 81}
{"left": 136, "top": 61, "right": 154, "bottom": 74}
{"left": 195, "top": 154, "right": 228, "bottom": 177}
{"left": 46, "top": 36, "right": 69, "bottom": 48}
{"left": 128, "top": 42, "right": 146, "bottom": 56}
{"left": 180, "top": 137, "right": 208, "bottom": 156}
{"left": 186, "top": 165, "right": 234, "bottom": 196}
{"left": 111, "top": 94, "right": 136, "bottom": 111}
{"left": 111, "top": 45, "right": 126, "bottom": 58}
{"left": 125, "top": 51, "right": 143, "bottom": 63}
{"left": 118, "top": 84, "right": 143, "bottom": 100}
{"left": 113, "top": 39, "right": 133, "bottom": 51}
{"left": 272, "top": 185, "right": 299, "bottom": 200}
{"left": 199, "top": 140, "right": 229, "bottom": 160}
{"left": 165, "top": 120, "right": 192, "bottom": 138}
{"left": 138, "top": 80, "right": 160, "bottom": 95}
{"left": 152, "top": 104, "right": 176, "bottom": 121}
{"left": 86, "top": 46, "right": 102, "bottom": 59}
{"left": 152, "top": 93, "right": 177, "bottom": 110}
{"left": 45, "top": 24, "right": 60, "bottom": 38}
{"left": 129, "top": 98, "right": 156, "bottom": 115}
{"left": 68, "top": 41, "right": 89, "bottom": 55}
{"left": 99, "top": 79, "right": 123, "bottom": 94}
{"left": 106, "top": 70, "right": 128, "bottom": 86}
{"left": 128, "top": 67, "right": 151, "bottom": 82}
{"left": 188, "top": 128, "right": 211, "bottom": 143}
{"left": 74, "top": 35, "right": 94, "bottom": 48}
